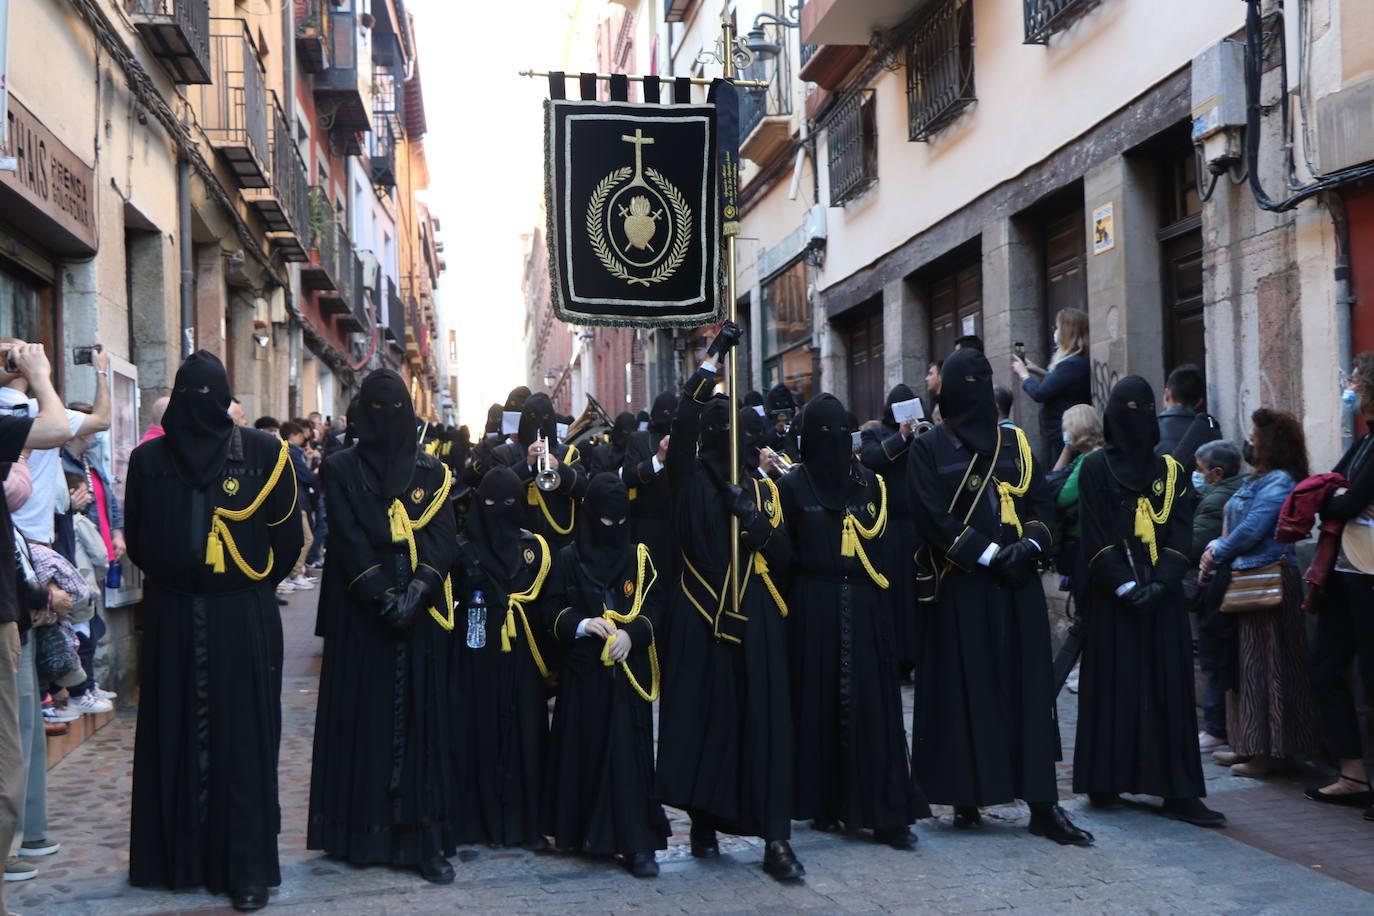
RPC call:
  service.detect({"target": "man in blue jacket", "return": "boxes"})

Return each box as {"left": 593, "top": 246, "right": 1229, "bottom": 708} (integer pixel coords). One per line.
{"left": 279, "top": 421, "right": 318, "bottom": 593}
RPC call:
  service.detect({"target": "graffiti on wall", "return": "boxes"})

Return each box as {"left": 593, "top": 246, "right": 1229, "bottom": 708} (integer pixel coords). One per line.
{"left": 1092, "top": 359, "right": 1119, "bottom": 411}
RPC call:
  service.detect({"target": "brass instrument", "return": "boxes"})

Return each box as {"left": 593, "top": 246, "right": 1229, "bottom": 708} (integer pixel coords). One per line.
{"left": 912, "top": 419, "right": 935, "bottom": 436}
{"left": 535, "top": 434, "right": 561, "bottom": 492}
{"left": 767, "top": 449, "right": 801, "bottom": 474}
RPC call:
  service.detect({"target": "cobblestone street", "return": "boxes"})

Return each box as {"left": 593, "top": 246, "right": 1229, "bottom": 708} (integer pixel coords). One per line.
{"left": 15, "top": 590, "right": 1374, "bottom": 916}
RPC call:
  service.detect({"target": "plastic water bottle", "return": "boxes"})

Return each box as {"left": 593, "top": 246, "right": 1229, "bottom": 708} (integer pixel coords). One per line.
{"left": 106, "top": 559, "right": 122, "bottom": 590}
{"left": 466, "top": 589, "right": 486, "bottom": 649}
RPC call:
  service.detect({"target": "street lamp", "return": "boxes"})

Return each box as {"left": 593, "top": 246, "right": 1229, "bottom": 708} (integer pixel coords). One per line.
{"left": 742, "top": 2, "right": 803, "bottom": 64}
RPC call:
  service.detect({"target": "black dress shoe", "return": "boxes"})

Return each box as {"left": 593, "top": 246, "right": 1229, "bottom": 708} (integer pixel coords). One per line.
{"left": 1304, "top": 783, "right": 1374, "bottom": 808}
{"left": 762, "top": 840, "right": 805, "bottom": 881}
{"left": 874, "top": 825, "right": 917, "bottom": 850}
{"left": 521, "top": 835, "right": 549, "bottom": 852}
{"left": 811, "top": 817, "right": 841, "bottom": 833}
{"left": 625, "top": 851, "right": 659, "bottom": 878}
{"left": 419, "top": 854, "right": 455, "bottom": 884}
{"left": 952, "top": 806, "right": 982, "bottom": 829}
{"left": 1028, "top": 805, "right": 1094, "bottom": 846}
{"left": 1160, "top": 797, "right": 1226, "bottom": 827}
{"left": 1088, "top": 792, "right": 1127, "bottom": 810}
{"left": 230, "top": 887, "right": 269, "bottom": 912}
{"left": 689, "top": 820, "right": 720, "bottom": 858}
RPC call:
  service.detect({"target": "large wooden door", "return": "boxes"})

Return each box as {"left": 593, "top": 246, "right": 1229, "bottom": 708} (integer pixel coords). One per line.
{"left": 845, "top": 306, "right": 884, "bottom": 421}
{"left": 929, "top": 261, "right": 982, "bottom": 360}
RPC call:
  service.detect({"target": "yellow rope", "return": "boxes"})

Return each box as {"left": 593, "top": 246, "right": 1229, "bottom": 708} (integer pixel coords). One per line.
{"left": 204, "top": 440, "right": 293, "bottom": 579}
{"left": 1133, "top": 455, "right": 1181, "bottom": 565}
{"left": 839, "top": 474, "right": 890, "bottom": 589}
{"left": 386, "top": 464, "right": 457, "bottom": 630}
{"left": 995, "top": 427, "right": 1034, "bottom": 536}
{"left": 500, "top": 534, "right": 552, "bottom": 677}
{"left": 599, "top": 543, "right": 660, "bottom": 702}
{"left": 526, "top": 445, "right": 579, "bottom": 535}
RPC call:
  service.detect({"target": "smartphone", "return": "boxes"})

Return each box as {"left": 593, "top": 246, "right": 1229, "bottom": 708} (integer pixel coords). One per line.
{"left": 73, "top": 345, "right": 96, "bottom": 365}
{"left": 1014, "top": 341, "right": 1026, "bottom": 360}
{"left": 3, "top": 352, "right": 15, "bottom": 374}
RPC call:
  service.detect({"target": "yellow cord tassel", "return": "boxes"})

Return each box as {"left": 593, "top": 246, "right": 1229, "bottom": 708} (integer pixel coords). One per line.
{"left": 206, "top": 529, "right": 226, "bottom": 574}
{"left": 839, "top": 474, "right": 890, "bottom": 589}
{"left": 599, "top": 544, "right": 660, "bottom": 702}
{"left": 995, "top": 427, "right": 1034, "bottom": 536}
{"left": 204, "top": 439, "right": 292, "bottom": 578}
{"left": 1133, "top": 456, "right": 1181, "bottom": 565}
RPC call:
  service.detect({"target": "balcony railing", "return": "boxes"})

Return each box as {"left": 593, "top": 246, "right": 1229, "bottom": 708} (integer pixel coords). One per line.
{"left": 247, "top": 94, "right": 310, "bottom": 261}
{"left": 368, "top": 48, "right": 403, "bottom": 189}
{"left": 128, "top": 0, "right": 211, "bottom": 84}
{"left": 738, "top": 39, "right": 794, "bottom": 165}
{"left": 385, "top": 277, "right": 405, "bottom": 345}
{"left": 193, "top": 19, "right": 269, "bottom": 188}
{"left": 906, "top": 0, "right": 976, "bottom": 142}
{"left": 1023, "top": 0, "right": 1101, "bottom": 45}
{"left": 332, "top": 251, "right": 366, "bottom": 333}
{"left": 368, "top": 118, "right": 398, "bottom": 189}
{"left": 302, "top": 186, "right": 340, "bottom": 290}
{"left": 314, "top": 11, "right": 372, "bottom": 137}
{"left": 827, "top": 90, "right": 876, "bottom": 206}
{"left": 294, "top": 0, "right": 330, "bottom": 72}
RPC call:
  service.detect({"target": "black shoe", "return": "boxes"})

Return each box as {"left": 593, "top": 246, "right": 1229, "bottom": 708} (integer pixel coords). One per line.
{"left": 276, "top": 597, "right": 289, "bottom": 606}
{"left": 231, "top": 887, "right": 269, "bottom": 912}
{"left": 1160, "top": 798, "right": 1226, "bottom": 827}
{"left": 952, "top": 806, "right": 982, "bottom": 829}
{"left": 625, "top": 851, "right": 659, "bottom": 878}
{"left": 419, "top": 855, "right": 455, "bottom": 884}
{"left": 1304, "top": 776, "right": 1374, "bottom": 809}
{"left": 811, "top": 817, "right": 841, "bottom": 833}
{"left": 1088, "top": 792, "right": 1127, "bottom": 810}
{"left": 874, "top": 825, "right": 917, "bottom": 850}
{"left": 1028, "top": 805, "right": 1094, "bottom": 846}
{"left": 521, "top": 835, "right": 549, "bottom": 852}
{"left": 762, "top": 840, "right": 805, "bottom": 881}
{"left": 689, "top": 820, "right": 719, "bottom": 858}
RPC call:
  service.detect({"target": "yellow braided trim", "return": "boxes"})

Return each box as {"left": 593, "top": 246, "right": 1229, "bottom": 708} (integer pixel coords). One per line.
{"left": 758, "top": 476, "right": 783, "bottom": 529}
{"left": 500, "top": 534, "right": 552, "bottom": 676}
{"left": 414, "top": 464, "right": 453, "bottom": 529}
{"left": 205, "top": 440, "right": 294, "bottom": 576}
{"left": 1133, "top": 455, "right": 1180, "bottom": 565}
{"left": 839, "top": 474, "right": 889, "bottom": 589}
{"left": 386, "top": 464, "right": 458, "bottom": 629}
{"left": 600, "top": 543, "right": 660, "bottom": 702}
{"left": 217, "top": 440, "right": 291, "bottom": 522}
{"left": 995, "top": 427, "right": 1034, "bottom": 537}
{"left": 754, "top": 552, "right": 788, "bottom": 618}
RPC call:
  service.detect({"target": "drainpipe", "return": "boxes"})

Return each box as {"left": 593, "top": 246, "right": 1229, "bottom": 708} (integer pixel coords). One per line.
{"left": 1329, "top": 191, "right": 1355, "bottom": 452}
{"left": 179, "top": 156, "right": 194, "bottom": 357}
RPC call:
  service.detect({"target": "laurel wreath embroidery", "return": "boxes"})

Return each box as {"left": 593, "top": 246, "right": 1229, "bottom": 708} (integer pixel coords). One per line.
{"left": 586, "top": 166, "right": 692, "bottom": 287}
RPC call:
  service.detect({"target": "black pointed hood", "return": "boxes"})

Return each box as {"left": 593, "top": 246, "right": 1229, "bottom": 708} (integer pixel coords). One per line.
{"left": 738, "top": 404, "right": 768, "bottom": 471}
{"left": 577, "top": 472, "right": 633, "bottom": 587}
{"left": 353, "top": 369, "right": 417, "bottom": 498}
{"left": 465, "top": 466, "right": 526, "bottom": 580}
{"left": 938, "top": 348, "right": 998, "bottom": 456}
{"left": 1103, "top": 375, "right": 1160, "bottom": 493}
{"left": 800, "top": 393, "right": 854, "bottom": 510}
{"left": 882, "top": 383, "right": 916, "bottom": 429}
{"left": 765, "top": 383, "right": 797, "bottom": 426}
{"left": 162, "top": 350, "right": 235, "bottom": 489}
{"left": 517, "top": 393, "right": 558, "bottom": 448}
{"left": 648, "top": 390, "right": 676, "bottom": 437}
{"left": 483, "top": 402, "right": 503, "bottom": 436}
{"left": 610, "top": 411, "right": 637, "bottom": 449}
{"left": 698, "top": 394, "right": 732, "bottom": 480}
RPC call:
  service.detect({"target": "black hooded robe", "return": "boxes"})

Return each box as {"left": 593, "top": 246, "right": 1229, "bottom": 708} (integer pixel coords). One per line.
{"left": 308, "top": 372, "right": 459, "bottom": 867}
{"left": 543, "top": 476, "right": 669, "bottom": 857}
{"left": 1073, "top": 378, "right": 1202, "bottom": 801}
{"left": 622, "top": 391, "right": 676, "bottom": 584}
{"left": 779, "top": 394, "right": 920, "bottom": 831}
{"left": 491, "top": 393, "right": 588, "bottom": 553}
{"left": 656, "top": 369, "right": 794, "bottom": 841}
{"left": 449, "top": 469, "right": 556, "bottom": 848}
{"left": 128, "top": 351, "right": 303, "bottom": 894}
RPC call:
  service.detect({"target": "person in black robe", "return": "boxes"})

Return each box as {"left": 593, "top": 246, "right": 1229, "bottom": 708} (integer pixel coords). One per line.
{"left": 859, "top": 383, "right": 923, "bottom": 682}
{"left": 307, "top": 369, "right": 460, "bottom": 883}
{"left": 491, "top": 393, "right": 587, "bottom": 552}
{"left": 778, "top": 392, "right": 921, "bottom": 849}
{"left": 655, "top": 324, "right": 802, "bottom": 880}
{"left": 623, "top": 390, "right": 676, "bottom": 576}
{"left": 127, "top": 351, "right": 303, "bottom": 912}
{"left": 449, "top": 467, "right": 555, "bottom": 849}
{"left": 763, "top": 383, "right": 801, "bottom": 463}
{"left": 586, "top": 411, "right": 637, "bottom": 475}
{"left": 906, "top": 348, "right": 1091, "bottom": 845}
{"left": 1073, "top": 376, "right": 1223, "bottom": 826}
{"left": 544, "top": 473, "right": 669, "bottom": 877}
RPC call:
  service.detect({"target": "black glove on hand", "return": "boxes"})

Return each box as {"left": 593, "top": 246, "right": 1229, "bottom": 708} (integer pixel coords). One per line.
{"left": 725, "top": 483, "right": 759, "bottom": 526}
{"left": 707, "top": 320, "right": 743, "bottom": 359}
{"left": 989, "top": 540, "right": 1038, "bottom": 587}
{"left": 1124, "top": 581, "right": 1168, "bottom": 613}
{"left": 377, "top": 588, "right": 408, "bottom": 632}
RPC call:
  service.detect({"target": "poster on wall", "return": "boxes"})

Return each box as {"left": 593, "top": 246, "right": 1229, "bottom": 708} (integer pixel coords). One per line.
{"left": 1092, "top": 203, "right": 1115, "bottom": 255}
{"left": 105, "top": 354, "right": 142, "bottom": 608}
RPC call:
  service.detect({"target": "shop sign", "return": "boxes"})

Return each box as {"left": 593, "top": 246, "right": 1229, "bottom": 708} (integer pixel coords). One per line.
{"left": 0, "top": 94, "right": 96, "bottom": 253}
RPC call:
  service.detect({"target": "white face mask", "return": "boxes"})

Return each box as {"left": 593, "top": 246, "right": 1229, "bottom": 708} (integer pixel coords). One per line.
{"left": 1191, "top": 470, "right": 1208, "bottom": 491}
{"left": 1052, "top": 328, "right": 1060, "bottom": 348}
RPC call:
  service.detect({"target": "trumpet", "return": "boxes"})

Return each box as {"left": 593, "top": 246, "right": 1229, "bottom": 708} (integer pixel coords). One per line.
{"left": 535, "top": 434, "right": 561, "bottom": 492}
{"left": 911, "top": 419, "right": 935, "bottom": 436}
{"left": 764, "top": 448, "right": 801, "bottom": 474}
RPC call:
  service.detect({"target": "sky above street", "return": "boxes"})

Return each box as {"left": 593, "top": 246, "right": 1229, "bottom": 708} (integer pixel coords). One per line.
{"left": 412, "top": 0, "right": 591, "bottom": 427}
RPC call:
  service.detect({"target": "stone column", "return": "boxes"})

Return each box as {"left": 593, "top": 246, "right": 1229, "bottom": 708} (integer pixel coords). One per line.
{"left": 882, "top": 274, "right": 928, "bottom": 391}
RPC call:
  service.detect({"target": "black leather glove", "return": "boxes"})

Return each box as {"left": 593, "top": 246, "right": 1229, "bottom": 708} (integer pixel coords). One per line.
{"left": 1124, "top": 581, "right": 1168, "bottom": 613}
{"left": 707, "top": 320, "right": 743, "bottom": 359}
{"left": 989, "top": 540, "right": 1038, "bottom": 587}
{"left": 377, "top": 588, "right": 409, "bottom": 633}
{"left": 725, "top": 483, "right": 759, "bottom": 527}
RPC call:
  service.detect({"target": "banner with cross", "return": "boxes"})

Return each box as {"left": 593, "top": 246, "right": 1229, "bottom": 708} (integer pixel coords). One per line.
{"left": 543, "top": 74, "right": 735, "bottom": 327}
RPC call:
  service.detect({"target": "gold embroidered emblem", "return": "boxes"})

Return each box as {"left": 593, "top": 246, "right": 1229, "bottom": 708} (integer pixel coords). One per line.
{"left": 523, "top": 547, "right": 536, "bottom": 566}
{"left": 968, "top": 474, "right": 982, "bottom": 491}
{"left": 411, "top": 487, "right": 426, "bottom": 504}
{"left": 866, "top": 502, "right": 877, "bottom": 518}
{"left": 221, "top": 478, "right": 240, "bottom": 496}
{"left": 763, "top": 499, "right": 775, "bottom": 517}
{"left": 1153, "top": 479, "right": 1165, "bottom": 496}
{"left": 623, "top": 579, "right": 635, "bottom": 598}
{"left": 586, "top": 129, "right": 691, "bottom": 288}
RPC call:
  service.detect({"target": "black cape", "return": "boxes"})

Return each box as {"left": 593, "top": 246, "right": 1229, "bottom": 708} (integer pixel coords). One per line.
{"left": 449, "top": 529, "right": 554, "bottom": 847}
{"left": 1073, "top": 450, "right": 1204, "bottom": 799}
{"left": 656, "top": 367, "right": 794, "bottom": 840}
{"left": 307, "top": 450, "right": 459, "bottom": 865}
{"left": 859, "top": 424, "right": 921, "bottom": 673}
{"left": 907, "top": 424, "right": 1061, "bottom": 807}
{"left": 622, "top": 428, "right": 675, "bottom": 585}
{"left": 543, "top": 543, "right": 669, "bottom": 856}
{"left": 127, "top": 426, "right": 302, "bottom": 892}
{"left": 778, "top": 464, "right": 920, "bottom": 830}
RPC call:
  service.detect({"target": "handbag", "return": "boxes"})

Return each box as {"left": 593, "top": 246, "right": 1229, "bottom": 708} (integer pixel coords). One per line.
{"left": 35, "top": 620, "right": 80, "bottom": 684}
{"left": 1220, "top": 560, "right": 1284, "bottom": 613}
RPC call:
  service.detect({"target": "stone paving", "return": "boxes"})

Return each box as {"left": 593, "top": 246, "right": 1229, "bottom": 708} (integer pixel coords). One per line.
{"left": 13, "top": 590, "right": 1374, "bottom": 916}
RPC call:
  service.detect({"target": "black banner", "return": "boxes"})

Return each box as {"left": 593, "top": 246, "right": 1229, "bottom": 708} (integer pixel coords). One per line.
{"left": 544, "top": 98, "right": 721, "bottom": 327}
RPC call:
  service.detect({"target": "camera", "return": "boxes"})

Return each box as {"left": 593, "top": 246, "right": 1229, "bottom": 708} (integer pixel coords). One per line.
{"left": 73, "top": 344, "right": 101, "bottom": 366}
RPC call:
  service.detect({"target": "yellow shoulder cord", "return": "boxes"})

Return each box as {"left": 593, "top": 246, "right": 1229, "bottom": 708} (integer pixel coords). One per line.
{"left": 527, "top": 444, "right": 579, "bottom": 535}
{"left": 205, "top": 439, "right": 293, "bottom": 579}
{"left": 994, "top": 427, "right": 1035, "bottom": 536}
{"left": 840, "top": 473, "right": 890, "bottom": 589}
{"left": 750, "top": 476, "right": 788, "bottom": 617}
{"left": 387, "top": 464, "right": 457, "bottom": 630}
{"left": 599, "top": 543, "right": 660, "bottom": 702}
{"left": 500, "top": 534, "right": 552, "bottom": 677}
{"left": 1134, "top": 455, "right": 1180, "bottom": 565}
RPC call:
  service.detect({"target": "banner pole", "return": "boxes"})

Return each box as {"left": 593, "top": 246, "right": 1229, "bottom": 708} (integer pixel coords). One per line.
{"left": 721, "top": 9, "right": 742, "bottom": 616}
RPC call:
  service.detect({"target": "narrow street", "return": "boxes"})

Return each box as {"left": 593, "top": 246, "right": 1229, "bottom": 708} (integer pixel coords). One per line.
{"left": 16, "top": 588, "right": 1374, "bottom": 916}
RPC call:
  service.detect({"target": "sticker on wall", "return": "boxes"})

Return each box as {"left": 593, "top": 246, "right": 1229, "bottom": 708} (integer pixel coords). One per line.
{"left": 1092, "top": 203, "right": 1115, "bottom": 255}
{"left": 961, "top": 314, "right": 977, "bottom": 336}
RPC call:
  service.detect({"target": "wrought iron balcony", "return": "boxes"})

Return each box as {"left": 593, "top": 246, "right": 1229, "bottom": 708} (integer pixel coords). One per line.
{"left": 302, "top": 187, "right": 340, "bottom": 291}
{"left": 738, "top": 42, "right": 794, "bottom": 166}
{"left": 368, "top": 118, "right": 398, "bottom": 190}
{"left": 319, "top": 223, "right": 361, "bottom": 330}
{"left": 1023, "top": 0, "right": 1101, "bottom": 45}
{"left": 333, "top": 252, "right": 367, "bottom": 333}
{"left": 246, "top": 94, "right": 311, "bottom": 262}
{"left": 827, "top": 89, "right": 876, "bottom": 206}
{"left": 192, "top": 19, "right": 269, "bottom": 188}
{"left": 367, "top": 48, "right": 404, "bottom": 190}
{"left": 906, "top": 0, "right": 975, "bottom": 142}
{"left": 384, "top": 277, "right": 405, "bottom": 346}
{"left": 313, "top": 11, "right": 372, "bottom": 137}
{"left": 294, "top": 0, "right": 330, "bottom": 73}
{"left": 127, "top": 0, "right": 211, "bottom": 84}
